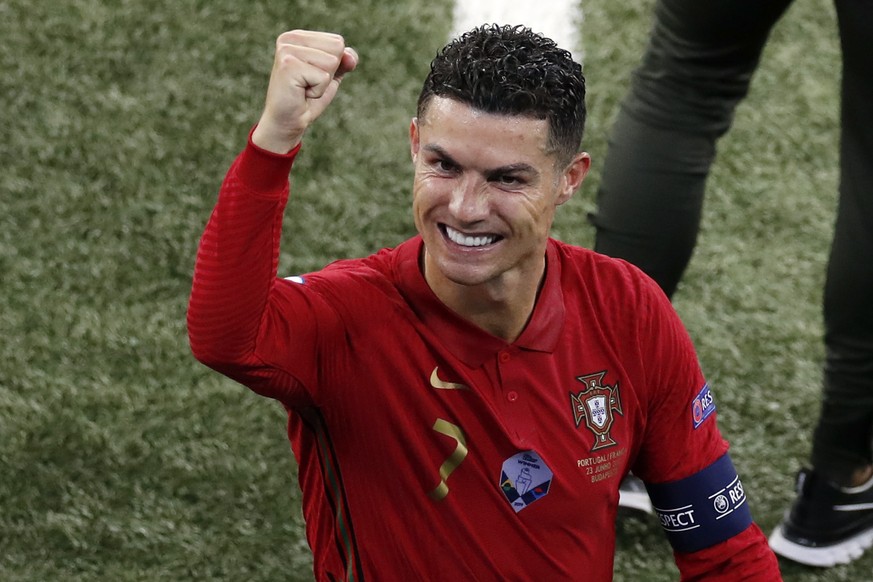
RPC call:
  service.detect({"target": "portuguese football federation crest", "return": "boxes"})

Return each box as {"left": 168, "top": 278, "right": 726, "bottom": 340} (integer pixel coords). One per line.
{"left": 571, "top": 371, "right": 623, "bottom": 451}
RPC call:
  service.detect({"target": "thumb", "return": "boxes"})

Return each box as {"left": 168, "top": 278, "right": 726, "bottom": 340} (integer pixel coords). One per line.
{"left": 336, "top": 47, "right": 359, "bottom": 80}
{"left": 303, "top": 46, "right": 358, "bottom": 115}
{"left": 303, "top": 46, "right": 357, "bottom": 101}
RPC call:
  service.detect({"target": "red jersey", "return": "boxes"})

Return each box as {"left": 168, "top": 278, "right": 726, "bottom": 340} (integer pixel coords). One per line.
{"left": 188, "top": 139, "right": 781, "bottom": 580}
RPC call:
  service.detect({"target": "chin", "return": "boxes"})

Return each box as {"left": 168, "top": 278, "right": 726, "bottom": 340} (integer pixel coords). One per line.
{"left": 436, "top": 258, "right": 496, "bottom": 287}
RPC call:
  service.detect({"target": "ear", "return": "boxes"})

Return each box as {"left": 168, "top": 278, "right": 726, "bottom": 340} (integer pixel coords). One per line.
{"left": 409, "top": 117, "right": 420, "bottom": 162}
{"left": 557, "top": 151, "right": 592, "bottom": 205}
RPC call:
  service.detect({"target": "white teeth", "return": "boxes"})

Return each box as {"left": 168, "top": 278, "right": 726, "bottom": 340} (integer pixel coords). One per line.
{"left": 445, "top": 226, "right": 497, "bottom": 247}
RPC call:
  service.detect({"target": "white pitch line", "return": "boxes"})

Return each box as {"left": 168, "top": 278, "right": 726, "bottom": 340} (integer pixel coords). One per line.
{"left": 450, "top": 0, "right": 584, "bottom": 62}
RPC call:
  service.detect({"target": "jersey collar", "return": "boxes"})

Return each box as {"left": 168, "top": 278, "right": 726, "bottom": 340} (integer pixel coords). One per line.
{"left": 393, "top": 237, "right": 565, "bottom": 368}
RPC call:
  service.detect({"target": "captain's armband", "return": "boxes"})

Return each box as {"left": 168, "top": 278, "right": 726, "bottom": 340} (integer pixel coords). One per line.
{"left": 645, "top": 453, "right": 752, "bottom": 553}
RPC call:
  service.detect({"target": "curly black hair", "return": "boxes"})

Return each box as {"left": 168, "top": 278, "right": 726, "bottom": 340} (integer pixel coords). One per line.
{"left": 417, "top": 24, "right": 586, "bottom": 166}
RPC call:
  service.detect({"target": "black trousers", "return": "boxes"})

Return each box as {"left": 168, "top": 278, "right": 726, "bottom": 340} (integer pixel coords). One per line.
{"left": 589, "top": 0, "right": 873, "bottom": 482}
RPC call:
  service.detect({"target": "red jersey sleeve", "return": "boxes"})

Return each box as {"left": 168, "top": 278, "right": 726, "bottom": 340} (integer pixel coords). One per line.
{"left": 630, "top": 272, "right": 725, "bottom": 482}
{"left": 625, "top": 271, "right": 781, "bottom": 579}
{"left": 187, "top": 132, "right": 318, "bottom": 404}
{"left": 674, "top": 523, "right": 782, "bottom": 580}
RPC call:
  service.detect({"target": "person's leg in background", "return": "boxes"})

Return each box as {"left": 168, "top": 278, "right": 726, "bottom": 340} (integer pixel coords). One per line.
{"left": 769, "top": 0, "right": 873, "bottom": 566}
{"left": 590, "top": 0, "right": 792, "bottom": 298}
{"left": 813, "top": 0, "right": 873, "bottom": 493}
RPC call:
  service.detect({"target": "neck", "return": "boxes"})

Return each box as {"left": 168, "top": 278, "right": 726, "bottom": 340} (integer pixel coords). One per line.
{"left": 423, "top": 257, "right": 545, "bottom": 343}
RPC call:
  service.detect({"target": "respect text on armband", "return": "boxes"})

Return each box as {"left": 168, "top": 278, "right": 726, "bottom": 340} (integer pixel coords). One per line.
{"left": 646, "top": 454, "right": 752, "bottom": 553}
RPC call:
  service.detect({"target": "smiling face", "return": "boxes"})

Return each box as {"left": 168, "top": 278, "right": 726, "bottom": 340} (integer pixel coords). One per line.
{"left": 410, "top": 97, "right": 590, "bottom": 300}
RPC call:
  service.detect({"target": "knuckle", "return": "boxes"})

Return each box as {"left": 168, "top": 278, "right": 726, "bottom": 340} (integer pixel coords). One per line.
{"left": 276, "top": 29, "right": 306, "bottom": 47}
{"left": 277, "top": 54, "right": 296, "bottom": 68}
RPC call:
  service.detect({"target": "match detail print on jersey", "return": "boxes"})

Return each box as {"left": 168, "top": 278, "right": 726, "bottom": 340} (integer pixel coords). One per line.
{"left": 500, "top": 451, "right": 554, "bottom": 513}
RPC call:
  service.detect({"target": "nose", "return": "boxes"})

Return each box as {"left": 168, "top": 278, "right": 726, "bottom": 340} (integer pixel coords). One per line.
{"left": 448, "top": 175, "right": 489, "bottom": 224}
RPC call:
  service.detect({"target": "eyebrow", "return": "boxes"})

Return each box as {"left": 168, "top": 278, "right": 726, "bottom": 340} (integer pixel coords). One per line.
{"left": 422, "top": 144, "right": 539, "bottom": 179}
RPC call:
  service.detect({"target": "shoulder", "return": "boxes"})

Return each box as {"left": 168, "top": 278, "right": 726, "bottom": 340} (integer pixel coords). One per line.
{"left": 279, "top": 239, "right": 415, "bottom": 308}
{"left": 550, "top": 239, "right": 666, "bottom": 307}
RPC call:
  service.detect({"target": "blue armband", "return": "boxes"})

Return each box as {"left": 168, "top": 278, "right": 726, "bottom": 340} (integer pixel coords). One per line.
{"left": 645, "top": 453, "right": 752, "bottom": 553}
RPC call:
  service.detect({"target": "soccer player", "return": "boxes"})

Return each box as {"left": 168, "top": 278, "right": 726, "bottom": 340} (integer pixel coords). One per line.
{"left": 188, "top": 25, "right": 781, "bottom": 579}
{"left": 587, "top": 0, "right": 873, "bottom": 568}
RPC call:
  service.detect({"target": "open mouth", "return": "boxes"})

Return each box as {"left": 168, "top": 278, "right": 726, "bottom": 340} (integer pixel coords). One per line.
{"left": 442, "top": 225, "right": 502, "bottom": 248}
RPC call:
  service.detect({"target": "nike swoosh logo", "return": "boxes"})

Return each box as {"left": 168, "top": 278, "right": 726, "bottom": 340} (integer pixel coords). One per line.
{"left": 834, "top": 502, "right": 873, "bottom": 512}
{"left": 430, "top": 367, "right": 470, "bottom": 391}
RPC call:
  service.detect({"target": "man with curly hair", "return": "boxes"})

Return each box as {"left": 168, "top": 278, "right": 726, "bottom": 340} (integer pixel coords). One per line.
{"left": 188, "top": 24, "right": 780, "bottom": 579}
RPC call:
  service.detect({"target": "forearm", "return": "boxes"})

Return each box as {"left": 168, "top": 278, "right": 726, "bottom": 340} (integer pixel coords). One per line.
{"left": 187, "top": 133, "right": 298, "bottom": 370}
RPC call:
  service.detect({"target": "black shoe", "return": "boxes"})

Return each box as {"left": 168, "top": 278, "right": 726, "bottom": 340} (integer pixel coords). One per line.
{"left": 618, "top": 474, "right": 652, "bottom": 514}
{"left": 769, "top": 468, "right": 873, "bottom": 567}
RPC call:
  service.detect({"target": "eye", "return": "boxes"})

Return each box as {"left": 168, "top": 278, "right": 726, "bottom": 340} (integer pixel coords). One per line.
{"left": 435, "top": 158, "right": 458, "bottom": 174}
{"left": 494, "top": 174, "right": 524, "bottom": 187}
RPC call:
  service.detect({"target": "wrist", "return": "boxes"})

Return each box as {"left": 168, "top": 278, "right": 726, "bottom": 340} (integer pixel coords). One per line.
{"left": 251, "top": 120, "right": 303, "bottom": 154}
{"left": 236, "top": 126, "right": 300, "bottom": 194}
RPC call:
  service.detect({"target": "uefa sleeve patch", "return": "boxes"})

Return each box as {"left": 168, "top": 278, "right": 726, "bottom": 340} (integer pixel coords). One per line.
{"left": 645, "top": 453, "right": 752, "bottom": 553}
{"left": 691, "top": 383, "right": 716, "bottom": 429}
